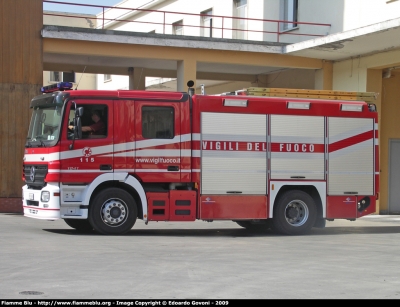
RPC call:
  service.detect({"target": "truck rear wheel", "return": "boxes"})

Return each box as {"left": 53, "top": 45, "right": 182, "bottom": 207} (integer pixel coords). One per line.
{"left": 272, "top": 190, "right": 316, "bottom": 235}
{"left": 89, "top": 188, "right": 137, "bottom": 235}
{"left": 64, "top": 219, "right": 93, "bottom": 232}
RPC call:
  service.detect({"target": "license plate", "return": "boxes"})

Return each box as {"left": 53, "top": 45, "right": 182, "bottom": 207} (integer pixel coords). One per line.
{"left": 29, "top": 209, "right": 38, "bottom": 214}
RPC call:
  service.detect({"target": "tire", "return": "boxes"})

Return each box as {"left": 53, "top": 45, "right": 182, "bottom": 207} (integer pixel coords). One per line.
{"left": 235, "top": 220, "right": 271, "bottom": 232}
{"left": 272, "top": 190, "right": 317, "bottom": 235}
{"left": 64, "top": 219, "right": 93, "bottom": 232}
{"left": 88, "top": 188, "right": 138, "bottom": 235}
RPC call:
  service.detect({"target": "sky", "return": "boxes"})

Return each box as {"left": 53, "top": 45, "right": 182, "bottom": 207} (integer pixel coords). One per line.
{"left": 43, "top": 0, "right": 122, "bottom": 14}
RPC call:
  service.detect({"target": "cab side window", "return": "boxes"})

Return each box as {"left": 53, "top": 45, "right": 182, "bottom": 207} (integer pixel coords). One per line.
{"left": 142, "top": 106, "right": 174, "bottom": 139}
{"left": 68, "top": 104, "right": 108, "bottom": 139}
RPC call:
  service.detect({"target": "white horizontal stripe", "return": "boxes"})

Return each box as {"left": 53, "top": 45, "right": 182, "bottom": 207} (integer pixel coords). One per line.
{"left": 25, "top": 134, "right": 191, "bottom": 162}
{"left": 192, "top": 133, "right": 201, "bottom": 141}
{"left": 60, "top": 144, "right": 114, "bottom": 160}
{"left": 192, "top": 150, "right": 201, "bottom": 157}
{"left": 203, "top": 169, "right": 267, "bottom": 174}
{"left": 272, "top": 170, "right": 324, "bottom": 174}
{"left": 24, "top": 152, "right": 60, "bottom": 162}
{"left": 181, "top": 133, "right": 191, "bottom": 142}
{"left": 136, "top": 137, "right": 178, "bottom": 149}
{"left": 202, "top": 134, "right": 266, "bottom": 142}
{"left": 329, "top": 171, "right": 374, "bottom": 175}
{"left": 202, "top": 151, "right": 267, "bottom": 158}
{"left": 115, "top": 169, "right": 200, "bottom": 172}
{"left": 59, "top": 170, "right": 112, "bottom": 173}
{"left": 113, "top": 134, "right": 191, "bottom": 153}
{"left": 115, "top": 149, "right": 179, "bottom": 157}
{"left": 271, "top": 152, "right": 324, "bottom": 159}
{"left": 271, "top": 136, "right": 323, "bottom": 143}
{"left": 114, "top": 142, "right": 135, "bottom": 152}
{"left": 136, "top": 149, "right": 191, "bottom": 157}
{"left": 329, "top": 124, "right": 372, "bottom": 144}
{"left": 135, "top": 169, "right": 174, "bottom": 173}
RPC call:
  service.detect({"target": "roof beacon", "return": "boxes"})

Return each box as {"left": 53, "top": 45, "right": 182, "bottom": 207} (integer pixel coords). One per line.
{"left": 41, "top": 82, "right": 73, "bottom": 93}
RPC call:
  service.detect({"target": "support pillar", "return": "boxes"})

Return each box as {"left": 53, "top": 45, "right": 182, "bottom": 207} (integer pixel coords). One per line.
{"left": 367, "top": 69, "right": 383, "bottom": 214}
{"left": 177, "top": 59, "right": 196, "bottom": 93}
{"left": 128, "top": 67, "right": 146, "bottom": 90}
{"left": 315, "top": 60, "right": 333, "bottom": 90}
{"left": 0, "top": 0, "right": 43, "bottom": 213}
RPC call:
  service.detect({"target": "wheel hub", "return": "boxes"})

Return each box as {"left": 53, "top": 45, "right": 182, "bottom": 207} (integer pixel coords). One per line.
{"left": 287, "top": 206, "right": 300, "bottom": 219}
{"left": 101, "top": 199, "right": 128, "bottom": 226}
{"left": 284, "top": 200, "right": 309, "bottom": 227}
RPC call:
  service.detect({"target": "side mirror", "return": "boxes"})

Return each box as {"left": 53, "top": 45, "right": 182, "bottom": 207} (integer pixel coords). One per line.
{"left": 76, "top": 107, "right": 84, "bottom": 117}
{"left": 75, "top": 117, "right": 82, "bottom": 139}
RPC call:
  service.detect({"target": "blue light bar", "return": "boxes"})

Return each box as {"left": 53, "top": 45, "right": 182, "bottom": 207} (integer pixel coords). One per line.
{"left": 41, "top": 82, "right": 73, "bottom": 93}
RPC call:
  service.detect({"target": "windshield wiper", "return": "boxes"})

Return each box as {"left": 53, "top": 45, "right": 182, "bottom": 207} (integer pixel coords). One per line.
{"left": 38, "top": 139, "right": 46, "bottom": 147}
{"left": 27, "top": 138, "right": 47, "bottom": 148}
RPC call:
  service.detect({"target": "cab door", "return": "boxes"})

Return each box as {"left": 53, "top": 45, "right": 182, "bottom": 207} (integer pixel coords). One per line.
{"left": 134, "top": 101, "right": 182, "bottom": 182}
{"left": 59, "top": 99, "right": 113, "bottom": 183}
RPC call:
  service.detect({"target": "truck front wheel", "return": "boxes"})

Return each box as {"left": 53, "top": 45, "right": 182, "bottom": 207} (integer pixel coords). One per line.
{"left": 89, "top": 188, "right": 137, "bottom": 235}
{"left": 272, "top": 190, "right": 317, "bottom": 235}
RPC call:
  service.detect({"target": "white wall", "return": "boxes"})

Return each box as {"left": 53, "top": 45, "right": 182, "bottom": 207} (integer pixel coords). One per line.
{"left": 343, "top": 0, "right": 400, "bottom": 31}
{"left": 100, "top": 0, "right": 400, "bottom": 42}
{"left": 96, "top": 74, "right": 129, "bottom": 90}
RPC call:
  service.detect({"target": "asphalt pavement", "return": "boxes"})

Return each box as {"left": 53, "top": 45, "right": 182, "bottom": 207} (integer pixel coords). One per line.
{"left": 1, "top": 213, "right": 400, "bottom": 299}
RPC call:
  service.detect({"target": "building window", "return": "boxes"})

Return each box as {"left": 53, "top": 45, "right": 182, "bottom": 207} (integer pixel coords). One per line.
{"left": 50, "top": 71, "right": 75, "bottom": 83}
{"left": 201, "top": 9, "right": 213, "bottom": 37}
{"left": 233, "top": 0, "right": 247, "bottom": 40}
{"left": 173, "top": 20, "right": 183, "bottom": 35}
{"left": 282, "top": 0, "right": 298, "bottom": 31}
{"left": 142, "top": 106, "right": 174, "bottom": 139}
{"left": 104, "top": 74, "right": 112, "bottom": 82}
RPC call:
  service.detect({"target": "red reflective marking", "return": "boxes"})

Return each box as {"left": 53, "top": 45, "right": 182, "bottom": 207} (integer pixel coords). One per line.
{"left": 23, "top": 206, "right": 60, "bottom": 211}
{"left": 328, "top": 131, "right": 373, "bottom": 153}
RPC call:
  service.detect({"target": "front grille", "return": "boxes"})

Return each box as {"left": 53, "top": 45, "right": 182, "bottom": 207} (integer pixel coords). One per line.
{"left": 24, "top": 164, "right": 48, "bottom": 189}
{"left": 26, "top": 200, "right": 39, "bottom": 207}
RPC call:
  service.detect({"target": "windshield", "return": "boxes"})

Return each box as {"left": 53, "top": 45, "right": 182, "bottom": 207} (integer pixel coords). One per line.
{"left": 26, "top": 105, "right": 63, "bottom": 147}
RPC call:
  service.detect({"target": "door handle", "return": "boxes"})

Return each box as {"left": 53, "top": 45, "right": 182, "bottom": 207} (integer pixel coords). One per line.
{"left": 100, "top": 164, "right": 112, "bottom": 170}
{"left": 167, "top": 166, "right": 179, "bottom": 171}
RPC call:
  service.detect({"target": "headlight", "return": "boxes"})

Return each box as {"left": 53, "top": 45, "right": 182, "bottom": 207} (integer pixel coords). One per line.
{"left": 41, "top": 191, "right": 50, "bottom": 202}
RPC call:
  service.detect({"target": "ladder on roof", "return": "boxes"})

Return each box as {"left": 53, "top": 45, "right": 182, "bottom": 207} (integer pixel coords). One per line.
{"left": 236, "top": 87, "right": 378, "bottom": 102}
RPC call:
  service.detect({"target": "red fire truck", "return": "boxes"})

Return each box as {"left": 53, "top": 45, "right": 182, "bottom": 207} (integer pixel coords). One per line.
{"left": 22, "top": 82, "right": 379, "bottom": 235}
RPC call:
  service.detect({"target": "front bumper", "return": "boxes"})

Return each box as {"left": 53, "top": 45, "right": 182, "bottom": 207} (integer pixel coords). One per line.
{"left": 22, "top": 183, "right": 61, "bottom": 220}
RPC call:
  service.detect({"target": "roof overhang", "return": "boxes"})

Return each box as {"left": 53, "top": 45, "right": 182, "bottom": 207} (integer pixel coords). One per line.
{"left": 285, "top": 17, "right": 400, "bottom": 63}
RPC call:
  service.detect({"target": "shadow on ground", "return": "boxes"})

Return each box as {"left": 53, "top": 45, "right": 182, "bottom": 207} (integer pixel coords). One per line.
{"left": 43, "top": 225, "right": 400, "bottom": 237}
